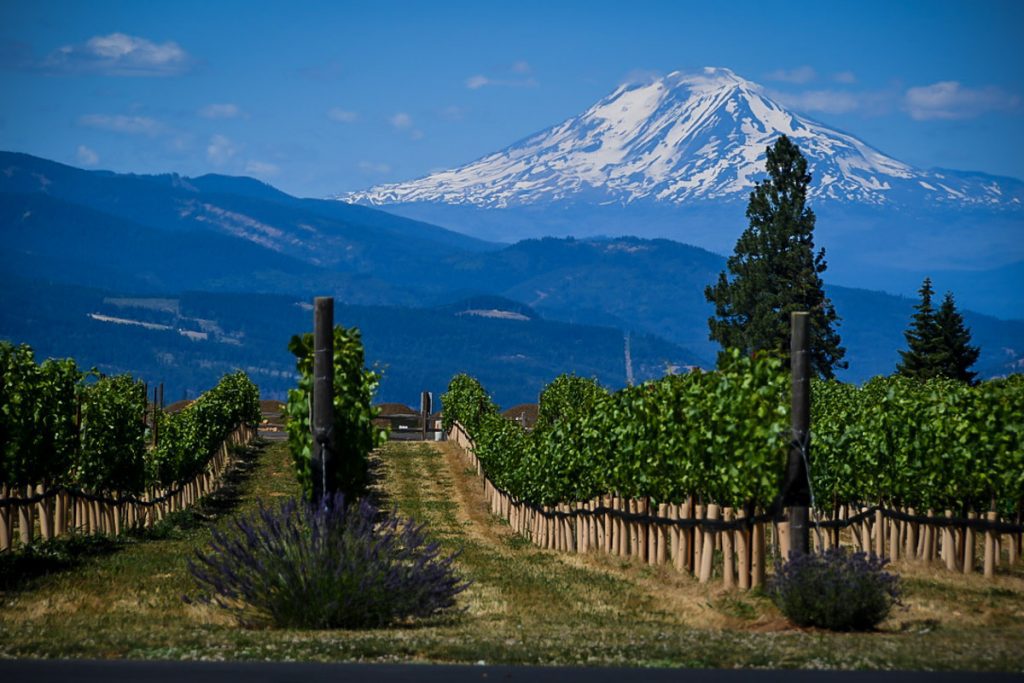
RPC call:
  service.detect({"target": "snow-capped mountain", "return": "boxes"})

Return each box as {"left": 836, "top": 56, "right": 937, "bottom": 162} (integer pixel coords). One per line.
{"left": 342, "top": 67, "right": 1023, "bottom": 211}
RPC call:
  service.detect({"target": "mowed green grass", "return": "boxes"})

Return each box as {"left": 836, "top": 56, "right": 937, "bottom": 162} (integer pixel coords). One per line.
{"left": 0, "top": 438, "right": 1022, "bottom": 670}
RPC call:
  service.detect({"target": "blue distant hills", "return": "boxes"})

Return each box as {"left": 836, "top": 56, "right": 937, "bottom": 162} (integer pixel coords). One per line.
{"left": 1, "top": 150, "right": 1021, "bottom": 404}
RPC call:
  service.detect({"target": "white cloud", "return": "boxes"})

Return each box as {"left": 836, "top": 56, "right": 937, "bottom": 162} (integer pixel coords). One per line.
{"left": 833, "top": 71, "right": 857, "bottom": 84}
{"left": 76, "top": 145, "right": 99, "bottom": 166}
{"left": 78, "top": 113, "right": 164, "bottom": 135}
{"left": 245, "top": 160, "right": 279, "bottom": 176}
{"left": 511, "top": 60, "right": 531, "bottom": 74}
{"left": 771, "top": 89, "right": 862, "bottom": 115}
{"left": 206, "top": 134, "right": 238, "bottom": 166}
{"left": 465, "top": 72, "right": 538, "bottom": 90}
{"left": 358, "top": 161, "right": 391, "bottom": 174}
{"left": 390, "top": 112, "right": 413, "bottom": 129}
{"left": 904, "top": 81, "right": 1021, "bottom": 120}
{"left": 43, "top": 33, "right": 191, "bottom": 76}
{"left": 327, "top": 108, "right": 357, "bottom": 123}
{"left": 438, "top": 105, "right": 464, "bottom": 121}
{"left": 200, "top": 103, "right": 244, "bottom": 119}
{"left": 765, "top": 66, "right": 817, "bottom": 84}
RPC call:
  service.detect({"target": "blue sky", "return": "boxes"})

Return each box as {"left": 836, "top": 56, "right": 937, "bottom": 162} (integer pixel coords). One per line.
{"left": 1, "top": 0, "right": 1022, "bottom": 197}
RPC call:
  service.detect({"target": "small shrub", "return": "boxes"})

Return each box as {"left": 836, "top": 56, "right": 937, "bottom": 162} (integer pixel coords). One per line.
{"left": 186, "top": 494, "right": 468, "bottom": 628}
{"left": 769, "top": 548, "right": 901, "bottom": 631}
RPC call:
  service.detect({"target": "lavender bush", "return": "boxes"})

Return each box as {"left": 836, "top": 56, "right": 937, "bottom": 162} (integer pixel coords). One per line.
{"left": 769, "top": 548, "right": 901, "bottom": 631}
{"left": 187, "top": 494, "right": 468, "bottom": 628}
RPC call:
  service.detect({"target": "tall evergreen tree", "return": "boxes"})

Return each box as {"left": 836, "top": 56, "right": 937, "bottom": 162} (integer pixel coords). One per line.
{"left": 705, "top": 135, "right": 846, "bottom": 378}
{"left": 934, "top": 291, "right": 980, "bottom": 384}
{"left": 896, "top": 278, "right": 942, "bottom": 379}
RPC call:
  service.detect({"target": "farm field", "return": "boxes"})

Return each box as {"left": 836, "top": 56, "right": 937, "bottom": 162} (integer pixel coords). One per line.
{"left": 1, "top": 438, "right": 1023, "bottom": 671}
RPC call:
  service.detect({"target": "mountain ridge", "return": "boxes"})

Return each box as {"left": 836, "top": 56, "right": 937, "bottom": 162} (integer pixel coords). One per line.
{"left": 342, "top": 67, "right": 1024, "bottom": 211}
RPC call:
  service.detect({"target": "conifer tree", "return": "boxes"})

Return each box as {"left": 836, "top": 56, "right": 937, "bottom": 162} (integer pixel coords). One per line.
{"left": 896, "top": 280, "right": 979, "bottom": 383}
{"left": 934, "top": 291, "right": 980, "bottom": 384}
{"left": 896, "top": 278, "right": 942, "bottom": 379}
{"left": 705, "top": 135, "right": 846, "bottom": 378}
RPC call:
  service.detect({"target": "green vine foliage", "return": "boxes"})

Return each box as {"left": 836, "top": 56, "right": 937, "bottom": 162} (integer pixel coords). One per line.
{"left": 285, "top": 326, "right": 387, "bottom": 501}
{"left": 811, "top": 374, "right": 1024, "bottom": 514}
{"left": 441, "top": 350, "right": 790, "bottom": 508}
{"left": 76, "top": 374, "right": 148, "bottom": 494}
{"left": 445, "top": 357, "right": 1022, "bottom": 516}
{"left": 152, "top": 371, "right": 260, "bottom": 487}
{"left": 1, "top": 341, "right": 260, "bottom": 495}
{"left": 0, "top": 343, "right": 85, "bottom": 488}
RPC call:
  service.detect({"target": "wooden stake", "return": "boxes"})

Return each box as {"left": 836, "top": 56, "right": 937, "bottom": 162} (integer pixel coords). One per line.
{"left": 752, "top": 520, "right": 765, "bottom": 589}
{"left": 875, "top": 508, "right": 886, "bottom": 558}
{"left": 736, "top": 509, "right": 750, "bottom": 591}
{"left": 722, "top": 507, "right": 735, "bottom": 589}
{"left": 693, "top": 503, "right": 704, "bottom": 577}
{"left": 670, "top": 504, "right": 683, "bottom": 571}
{"left": 889, "top": 515, "right": 899, "bottom": 561}
{"left": 964, "top": 511, "right": 975, "bottom": 574}
{"left": 906, "top": 507, "right": 918, "bottom": 561}
{"left": 0, "top": 485, "right": 10, "bottom": 551}
{"left": 984, "top": 510, "right": 997, "bottom": 578}
{"left": 656, "top": 503, "right": 668, "bottom": 565}
{"left": 682, "top": 498, "right": 693, "bottom": 572}
{"left": 778, "top": 520, "right": 791, "bottom": 563}
{"left": 699, "top": 503, "right": 719, "bottom": 583}
{"left": 943, "top": 510, "right": 956, "bottom": 570}
{"left": 18, "top": 486, "right": 33, "bottom": 546}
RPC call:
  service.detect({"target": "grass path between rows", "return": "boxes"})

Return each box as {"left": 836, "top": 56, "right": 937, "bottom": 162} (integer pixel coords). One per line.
{"left": 1, "top": 438, "right": 1023, "bottom": 670}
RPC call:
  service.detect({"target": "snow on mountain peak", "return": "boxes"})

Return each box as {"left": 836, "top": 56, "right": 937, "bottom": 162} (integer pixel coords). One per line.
{"left": 340, "top": 67, "right": 1019, "bottom": 211}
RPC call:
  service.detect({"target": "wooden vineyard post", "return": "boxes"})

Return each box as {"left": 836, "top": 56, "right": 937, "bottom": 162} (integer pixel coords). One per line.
{"left": 778, "top": 519, "right": 791, "bottom": 562}
{"left": 964, "top": 512, "right": 976, "bottom": 574}
{"left": 656, "top": 503, "right": 668, "bottom": 565}
{"left": 603, "top": 495, "right": 613, "bottom": 554}
{"left": 889, "top": 514, "right": 900, "bottom": 562}
{"left": 785, "top": 311, "right": 811, "bottom": 559}
{"left": 984, "top": 509, "right": 997, "bottom": 578}
{"left": 18, "top": 486, "right": 33, "bottom": 546}
{"left": 906, "top": 507, "right": 918, "bottom": 561}
{"left": 311, "top": 296, "right": 335, "bottom": 504}
{"left": 699, "top": 503, "right": 719, "bottom": 583}
{"left": 671, "top": 504, "right": 683, "bottom": 571}
{"left": 636, "top": 499, "right": 647, "bottom": 561}
{"left": 752, "top": 519, "right": 765, "bottom": 588}
{"left": 736, "top": 509, "right": 750, "bottom": 590}
{"left": 693, "top": 503, "right": 704, "bottom": 578}
{"left": 682, "top": 497, "right": 693, "bottom": 573}
{"left": 722, "top": 507, "right": 735, "bottom": 588}
{"left": 0, "top": 485, "right": 10, "bottom": 551}
{"left": 944, "top": 510, "right": 957, "bottom": 571}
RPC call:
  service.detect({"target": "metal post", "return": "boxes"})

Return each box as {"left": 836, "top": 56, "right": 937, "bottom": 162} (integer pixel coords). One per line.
{"left": 786, "top": 311, "right": 811, "bottom": 558}
{"left": 421, "top": 391, "right": 432, "bottom": 440}
{"left": 312, "top": 297, "right": 334, "bottom": 503}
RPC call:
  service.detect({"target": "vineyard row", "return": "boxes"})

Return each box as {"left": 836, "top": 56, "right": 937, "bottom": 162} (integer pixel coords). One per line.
{"left": 441, "top": 358, "right": 1024, "bottom": 585}
{"left": 0, "top": 342, "right": 261, "bottom": 550}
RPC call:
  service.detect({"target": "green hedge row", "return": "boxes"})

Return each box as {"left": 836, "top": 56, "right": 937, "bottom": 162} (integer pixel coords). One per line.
{"left": 0, "top": 341, "right": 260, "bottom": 494}
{"left": 443, "top": 352, "right": 1024, "bottom": 515}
{"left": 812, "top": 374, "right": 1023, "bottom": 514}
{"left": 442, "top": 350, "right": 790, "bottom": 507}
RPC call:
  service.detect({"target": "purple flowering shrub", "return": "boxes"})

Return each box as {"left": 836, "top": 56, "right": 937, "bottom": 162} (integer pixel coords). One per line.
{"left": 769, "top": 548, "right": 901, "bottom": 631}
{"left": 187, "top": 494, "right": 468, "bottom": 628}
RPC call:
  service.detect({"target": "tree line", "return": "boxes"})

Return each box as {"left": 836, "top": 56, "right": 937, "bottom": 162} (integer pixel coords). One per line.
{"left": 706, "top": 135, "right": 984, "bottom": 383}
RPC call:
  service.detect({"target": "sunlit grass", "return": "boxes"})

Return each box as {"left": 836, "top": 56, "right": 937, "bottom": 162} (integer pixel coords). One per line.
{"left": 0, "top": 438, "right": 1021, "bottom": 671}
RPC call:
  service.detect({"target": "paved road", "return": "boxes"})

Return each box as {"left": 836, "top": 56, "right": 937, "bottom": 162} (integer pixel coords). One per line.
{"left": 0, "top": 660, "right": 1018, "bottom": 683}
